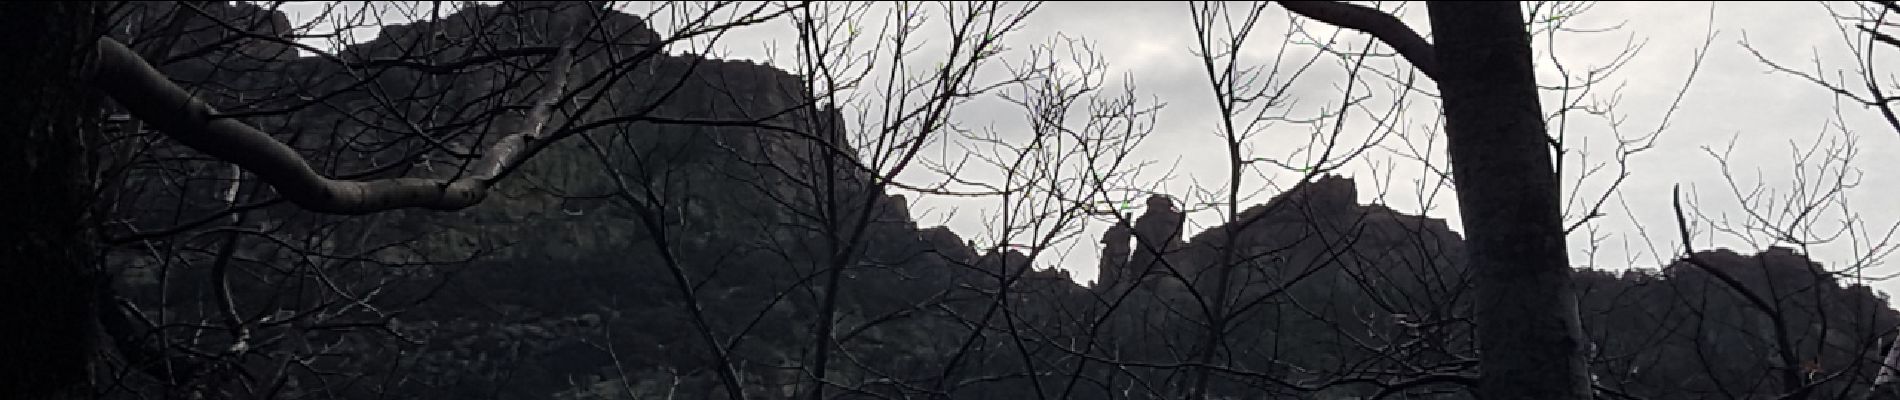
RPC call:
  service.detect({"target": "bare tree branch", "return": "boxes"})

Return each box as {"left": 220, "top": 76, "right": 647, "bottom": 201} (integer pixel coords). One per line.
{"left": 87, "top": 36, "right": 572, "bottom": 215}
{"left": 1276, "top": 1, "right": 1439, "bottom": 80}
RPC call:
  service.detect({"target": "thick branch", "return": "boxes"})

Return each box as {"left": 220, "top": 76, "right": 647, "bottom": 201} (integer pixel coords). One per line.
{"left": 1276, "top": 1, "right": 1439, "bottom": 80}
{"left": 88, "top": 36, "right": 572, "bottom": 215}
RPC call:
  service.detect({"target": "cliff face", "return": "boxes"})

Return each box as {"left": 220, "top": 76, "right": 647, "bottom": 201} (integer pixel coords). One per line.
{"left": 1085, "top": 176, "right": 1900, "bottom": 399}
{"left": 1096, "top": 174, "right": 1466, "bottom": 302}
{"left": 1082, "top": 175, "right": 1476, "bottom": 388}
{"left": 105, "top": 3, "right": 1010, "bottom": 398}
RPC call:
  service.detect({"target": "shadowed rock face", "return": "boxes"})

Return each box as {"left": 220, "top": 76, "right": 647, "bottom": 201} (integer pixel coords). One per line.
{"left": 1126, "top": 194, "right": 1186, "bottom": 281}
{"left": 1242, "top": 173, "right": 1359, "bottom": 223}
{"left": 1096, "top": 215, "right": 1133, "bottom": 289}
{"left": 114, "top": 1, "right": 295, "bottom": 61}
{"left": 1099, "top": 174, "right": 1464, "bottom": 293}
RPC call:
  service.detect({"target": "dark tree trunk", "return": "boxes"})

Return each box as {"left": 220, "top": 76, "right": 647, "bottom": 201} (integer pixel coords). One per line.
{"left": 1427, "top": 2, "right": 1592, "bottom": 399}
{"left": 0, "top": 2, "right": 106, "bottom": 399}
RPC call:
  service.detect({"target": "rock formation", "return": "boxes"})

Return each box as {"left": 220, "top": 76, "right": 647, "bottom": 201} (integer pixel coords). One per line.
{"left": 1127, "top": 194, "right": 1186, "bottom": 283}
{"left": 1096, "top": 214, "right": 1133, "bottom": 290}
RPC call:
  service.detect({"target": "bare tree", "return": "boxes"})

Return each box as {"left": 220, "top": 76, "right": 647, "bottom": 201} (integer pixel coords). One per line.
{"left": 1644, "top": 52, "right": 1900, "bottom": 399}
{"left": 3, "top": 1, "right": 801, "bottom": 398}
{"left": 1263, "top": 1, "right": 1597, "bottom": 397}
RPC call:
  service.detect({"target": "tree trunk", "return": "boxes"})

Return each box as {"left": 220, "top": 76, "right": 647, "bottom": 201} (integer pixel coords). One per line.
{"left": 1426, "top": 2, "right": 1592, "bottom": 399}
{"left": 0, "top": 2, "right": 106, "bottom": 399}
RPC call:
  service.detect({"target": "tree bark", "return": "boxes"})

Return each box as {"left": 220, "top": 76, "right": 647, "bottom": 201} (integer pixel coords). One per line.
{"left": 0, "top": 2, "right": 106, "bottom": 399}
{"left": 1427, "top": 2, "right": 1592, "bottom": 399}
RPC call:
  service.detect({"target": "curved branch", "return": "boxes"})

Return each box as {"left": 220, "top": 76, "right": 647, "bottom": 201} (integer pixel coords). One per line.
{"left": 87, "top": 36, "right": 573, "bottom": 215}
{"left": 1276, "top": 1, "right": 1439, "bottom": 80}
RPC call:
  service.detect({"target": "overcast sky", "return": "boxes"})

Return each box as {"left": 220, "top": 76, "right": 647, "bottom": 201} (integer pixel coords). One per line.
{"left": 277, "top": 2, "right": 1900, "bottom": 295}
